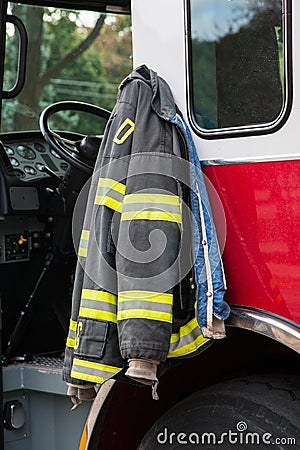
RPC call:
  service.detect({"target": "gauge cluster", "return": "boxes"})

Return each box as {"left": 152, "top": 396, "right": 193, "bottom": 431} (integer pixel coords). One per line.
{"left": 3, "top": 140, "right": 69, "bottom": 181}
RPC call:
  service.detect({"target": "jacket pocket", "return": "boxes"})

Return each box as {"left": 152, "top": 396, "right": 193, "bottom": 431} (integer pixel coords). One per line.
{"left": 74, "top": 318, "right": 108, "bottom": 360}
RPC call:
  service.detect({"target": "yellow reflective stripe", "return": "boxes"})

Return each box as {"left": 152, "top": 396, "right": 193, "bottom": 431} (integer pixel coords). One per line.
{"left": 121, "top": 211, "right": 182, "bottom": 223}
{"left": 113, "top": 118, "right": 135, "bottom": 144}
{"left": 94, "top": 195, "right": 122, "bottom": 212}
{"left": 80, "top": 301, "right": 116, "bottom": 314}
{"left": 168, "top": 334, "right": 209, "bottom": 358}
{"left": 71, "top": 359, "right": 122, "bottom": 384}
{"left": 168, "top": 317, "right": 210, "bottom": 358}
{"left": 118, "top": 301, "right": 172, "bottom": 317}
{"left": 118, "top": 290, "right": 173, "bottom": 304}
{"left": 81, "top": 289, "right": 117, "bottom": 304}
{"left": 66, "top": 337, "right": 75, "bottom": 348}
{"left": 98, "top": 178, "right": 126, "bottom": 195}
{"left": 170, "top": 318, "right": 198, "bottom": 344}
{"left": 81, "top": 230, "right": 90, "bottom": 240}
{"left": 78, "top": 229, "right": 89, "bottom": 257}
{"left": 67, "top": 319, "right": 77, "bottom": 348}
{"left": 71, "top": 371, "right": 111, "bottom": 384}
{"left": 79, "top": 307, "right": 117, "bottom": 323}
{"left": 118, "top": 291, "right": 172, "bottom": 322}
{"left": 123, "top": 194, "right": 180, "bottom": 206}
{"left": 80, "top": 290, "right": 117, "bottom": 322}
{"left": 117, "top": 309, "right": 172, "bottom": 323}
{"left": 73, "top": 358, "right": 120, "bottom": 374}
{"left": 69, "top": 319, "right": 77, "bottom": 331}
{"left": 78, "top": 247, "right": 87, "bottom": 257}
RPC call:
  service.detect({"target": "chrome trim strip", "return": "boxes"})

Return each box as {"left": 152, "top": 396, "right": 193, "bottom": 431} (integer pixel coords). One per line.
{"left": 226, "top": 308, "right": 300, "bottom": 354}
{"left": 202, "top": 155, "right": 300, "bottom": 166}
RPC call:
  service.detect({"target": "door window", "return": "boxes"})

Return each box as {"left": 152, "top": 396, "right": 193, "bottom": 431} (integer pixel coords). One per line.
{"left": 189, "top": 0, "right": 289, "bottom": 134}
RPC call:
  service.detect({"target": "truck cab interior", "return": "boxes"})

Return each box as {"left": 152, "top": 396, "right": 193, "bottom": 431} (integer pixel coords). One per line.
{"left": 0, "top": 1, "right": 131, "bottom": 448}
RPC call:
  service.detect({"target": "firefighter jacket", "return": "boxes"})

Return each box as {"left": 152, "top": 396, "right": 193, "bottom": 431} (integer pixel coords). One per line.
{"left": 63, "top": 65, "right": 230, "bottom": 386}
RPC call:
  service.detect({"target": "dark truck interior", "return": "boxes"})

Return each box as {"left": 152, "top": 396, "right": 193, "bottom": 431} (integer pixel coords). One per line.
{"left": 0, "top": 0, "right": 130, "bottom": 360}
{"left": 0, "top": 2, "right": 131, "bottom": 448}
{"left": 0, "top": 102, "right": 112, "bottom": 360}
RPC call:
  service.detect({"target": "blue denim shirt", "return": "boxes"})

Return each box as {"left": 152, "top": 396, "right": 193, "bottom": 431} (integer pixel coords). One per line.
{"left": 171, "top": 114, "right": 230, "bottom": 337}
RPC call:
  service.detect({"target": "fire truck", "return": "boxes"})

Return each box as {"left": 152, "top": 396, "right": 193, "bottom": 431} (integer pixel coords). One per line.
{"left": 0, "top": 0, "right": 299, "bottom": 449}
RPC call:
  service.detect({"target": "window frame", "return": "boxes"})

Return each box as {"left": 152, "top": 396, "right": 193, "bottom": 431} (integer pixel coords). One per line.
{"left": 185, "top": 0, "right": 293, "bottom": 140}
{"left": 12, "top": 0, "right": 130, "bottom": 14}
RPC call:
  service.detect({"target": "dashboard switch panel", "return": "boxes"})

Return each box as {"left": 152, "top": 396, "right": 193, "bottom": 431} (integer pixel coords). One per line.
{"left": 0, "top": 216, "right": 46, "bottom": 264}
{"left": 3, "top": 234, "right": 30, "bottom": 262}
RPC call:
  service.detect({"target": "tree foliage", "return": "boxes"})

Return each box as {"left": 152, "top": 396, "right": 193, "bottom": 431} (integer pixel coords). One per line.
{"left": 2, "top": 4, "right": 132, "bottom": 134}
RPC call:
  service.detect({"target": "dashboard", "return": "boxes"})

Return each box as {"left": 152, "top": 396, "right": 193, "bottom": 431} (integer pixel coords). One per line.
{"left": 2, "top": 138, "right": 69, "bottom": 182}
{"left": 0, "top": 132, "right": 83, "bottom": 357}
{"left": 0, "top": 132, "right": 73, "bottom": 263}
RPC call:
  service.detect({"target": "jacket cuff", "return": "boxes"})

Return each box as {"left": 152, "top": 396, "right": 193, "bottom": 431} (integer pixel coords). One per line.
{"left": 201, "top": 316, "right": 227, "bottom": 339}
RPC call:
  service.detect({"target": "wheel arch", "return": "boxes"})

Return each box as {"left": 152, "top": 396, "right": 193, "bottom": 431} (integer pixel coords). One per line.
{"left": 83, "top": 317, "right": 300, "bottom": 449}
{"left": 227, "top": 306, "right": 300, "bottom": 354}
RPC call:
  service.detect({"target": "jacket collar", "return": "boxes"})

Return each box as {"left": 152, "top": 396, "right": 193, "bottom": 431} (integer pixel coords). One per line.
{"left": 121, "top": 64, "right": 177, "bottom": 121}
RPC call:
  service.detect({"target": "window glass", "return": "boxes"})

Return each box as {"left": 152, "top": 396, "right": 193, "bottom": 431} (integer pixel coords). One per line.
{"left": 2, "top": 3, "right": 132, "bottom": 134}
{"left": 3, "top": 20, "right": 19, "bottom": 93}
{"left": 190, "top": 0, "right": 286, "bottom": 131}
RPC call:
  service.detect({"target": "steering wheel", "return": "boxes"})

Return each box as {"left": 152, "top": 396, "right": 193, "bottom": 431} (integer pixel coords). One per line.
{"left": 39, "top": 101, "right": 111, "bottom": 174}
